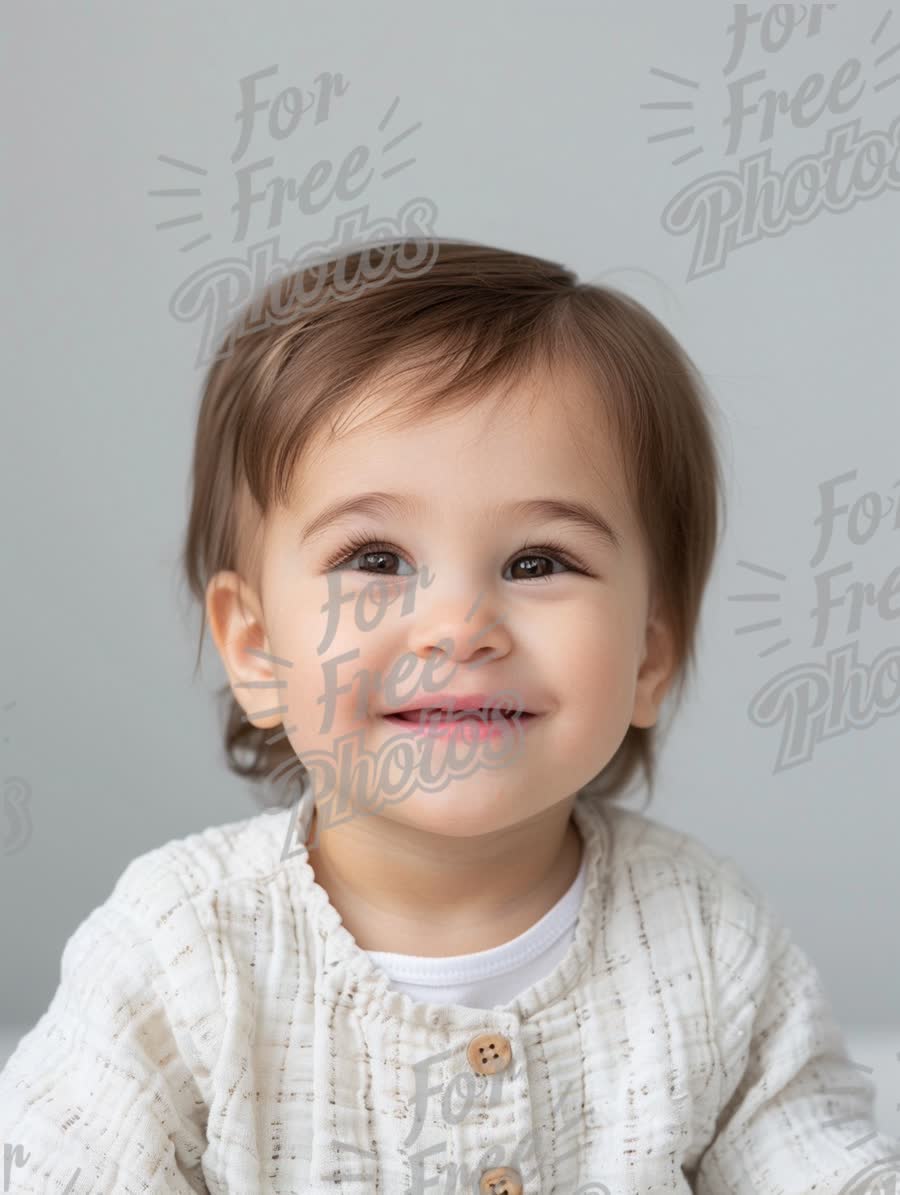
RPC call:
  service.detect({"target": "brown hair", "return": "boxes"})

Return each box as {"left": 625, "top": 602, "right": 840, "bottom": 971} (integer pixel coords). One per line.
{"left": 178, "top": 238, "right": 728, "bottom": 811}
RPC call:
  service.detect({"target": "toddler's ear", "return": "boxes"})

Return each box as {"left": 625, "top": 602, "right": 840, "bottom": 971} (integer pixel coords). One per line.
{"left": 631, "top": 595, "right": 677, "bottom": 730}
{"left": 204, "top": 571, "right": 283, "bottom": 729}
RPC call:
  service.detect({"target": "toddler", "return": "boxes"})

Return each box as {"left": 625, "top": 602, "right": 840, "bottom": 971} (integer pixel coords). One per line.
{"left": 2, "top": 239, "right": 898, "bottom": 1193}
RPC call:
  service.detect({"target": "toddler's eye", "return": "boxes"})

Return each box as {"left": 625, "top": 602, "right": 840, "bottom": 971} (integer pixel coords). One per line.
{"left": 323, "top": 534, "right": 590, "bottom": 582}
{"left": 506, "top": 553, "right": 572, "bottom": 582}
{"left": 325, "top": 538, "right": 415, "bottom": 577}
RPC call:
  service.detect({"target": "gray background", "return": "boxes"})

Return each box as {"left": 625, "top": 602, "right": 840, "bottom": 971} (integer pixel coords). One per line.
{"left": 2, "top": 0, "right": 898, "bottom": 1117}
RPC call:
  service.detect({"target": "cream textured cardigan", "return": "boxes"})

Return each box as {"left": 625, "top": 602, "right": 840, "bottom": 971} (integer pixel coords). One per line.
{"left": 1, "top": 790, "right": 898, "bottom": 1194}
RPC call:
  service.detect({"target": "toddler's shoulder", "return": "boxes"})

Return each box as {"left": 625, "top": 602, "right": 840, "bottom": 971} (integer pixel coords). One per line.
{"left": 51, "top": 804, "right": 298, "bottom": 1025}
{"left": 584, "top": 800, "right": 785, "bottom": 1005}
{"left": 588, "top": 799, "right": 771, "bottom": 935}
{"left": 591, "top": 799, "right": 736, "bottom": 876}
{"left": 106, "top": 803, "right": 295, "bottom": 918}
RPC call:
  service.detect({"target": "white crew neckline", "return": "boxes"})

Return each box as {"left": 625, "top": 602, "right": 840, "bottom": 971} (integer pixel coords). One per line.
{"left": 364, "top": 832, "right": 588, "bottom": 984}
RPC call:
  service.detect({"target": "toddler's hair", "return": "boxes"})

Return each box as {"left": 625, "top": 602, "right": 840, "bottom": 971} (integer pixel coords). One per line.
{"left": 179, "top": 238, "right": 728, "bottom": 809}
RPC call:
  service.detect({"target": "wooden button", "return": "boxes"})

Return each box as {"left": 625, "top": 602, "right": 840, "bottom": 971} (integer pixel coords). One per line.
{"left": 479, "top": 1166, "right": 523, "bottom": 1194}
{"left": 466, "top": 1031, "right": 512, "bottom": 1076}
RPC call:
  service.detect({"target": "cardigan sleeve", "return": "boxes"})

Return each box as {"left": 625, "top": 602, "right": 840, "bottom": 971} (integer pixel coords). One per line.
{"left": 693, "top": 857, "right": 900, "bottom": 1194}
{"left": 0, "top": 886, "right": 215, "bottom": 1193}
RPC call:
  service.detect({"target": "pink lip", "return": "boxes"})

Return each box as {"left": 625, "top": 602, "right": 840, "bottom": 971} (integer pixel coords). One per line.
{"left": 382, "top": 709, "right": 537, "bottom": 741}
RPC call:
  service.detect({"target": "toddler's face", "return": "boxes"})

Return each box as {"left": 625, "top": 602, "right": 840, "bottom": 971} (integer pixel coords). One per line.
{"left": 209, "top": 363, "right": 675, "bottom": 839}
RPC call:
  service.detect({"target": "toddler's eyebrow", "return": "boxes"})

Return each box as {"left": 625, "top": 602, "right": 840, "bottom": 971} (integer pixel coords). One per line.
{"left": 298, "top": 490, "right": 622, "bottom": 552}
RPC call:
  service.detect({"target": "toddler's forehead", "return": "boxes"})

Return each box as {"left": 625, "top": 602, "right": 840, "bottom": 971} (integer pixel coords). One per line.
{"left": 285, "top": 406, "right": 637, "bottom": 559}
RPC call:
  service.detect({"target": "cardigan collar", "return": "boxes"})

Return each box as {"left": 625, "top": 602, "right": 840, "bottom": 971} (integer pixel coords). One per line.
{"left": 278, "top": 785, "right": 612, "bottom": 1032}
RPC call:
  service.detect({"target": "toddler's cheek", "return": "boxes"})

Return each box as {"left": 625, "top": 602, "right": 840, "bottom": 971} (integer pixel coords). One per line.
{"left": 282, "top": 665, "right": 372, "bottom": 750}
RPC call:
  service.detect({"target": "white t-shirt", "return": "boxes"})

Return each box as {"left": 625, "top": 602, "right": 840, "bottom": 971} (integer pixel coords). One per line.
{"left": 366, "top": 844, "right": 589, "bottom": 1009}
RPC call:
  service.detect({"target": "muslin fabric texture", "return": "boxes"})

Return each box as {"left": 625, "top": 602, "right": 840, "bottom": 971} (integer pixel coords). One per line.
{"left": 0, "top": 789, "right": 897, "bottom": 1194}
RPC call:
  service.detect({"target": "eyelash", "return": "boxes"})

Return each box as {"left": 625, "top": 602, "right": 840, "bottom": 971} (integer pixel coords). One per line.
{"left": 323, "top": 531, "right": 593, "bottom": 582}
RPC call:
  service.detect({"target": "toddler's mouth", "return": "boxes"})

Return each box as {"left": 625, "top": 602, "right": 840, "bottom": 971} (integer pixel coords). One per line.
{"left": 384, "top": 708, "right": 534, "bottom": 724}
{"left": 380, "top": 708, "right": 540, "bottom": 743}
{"left": 378, "top": 690, "right": 540, "bottom": 739}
